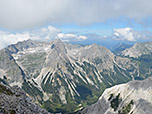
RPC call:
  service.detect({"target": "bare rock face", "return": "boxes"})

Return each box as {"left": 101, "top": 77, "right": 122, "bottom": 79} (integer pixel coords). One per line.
{"left": 80, "top": 77, "right": 152, "bottom": 114}
{"left": 0, "top": 39, "right": 151, "bottom": 113}
{"left": 122, "top": 42, "right": 152, "bottom": 58}
{"left": 0, "top": 83, "right": 50, "bottom": 114}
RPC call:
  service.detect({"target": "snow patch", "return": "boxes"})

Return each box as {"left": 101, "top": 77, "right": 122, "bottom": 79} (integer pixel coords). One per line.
{"left": 10, "top": 82, "right": 22, "bottom": 88}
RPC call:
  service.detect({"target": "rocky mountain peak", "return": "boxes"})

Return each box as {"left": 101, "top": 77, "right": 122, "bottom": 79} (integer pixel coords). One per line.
{"left": 6, "top": 39, "right": 42, "bottom": 54}
{"left": 49, "top": 39, "right": 67, "bottom": 53}
{"left": 121, "top": 41, "right": 152, "bottom": 58}
{"left": 79, "top": 43, "right": 114, "bottom": 62}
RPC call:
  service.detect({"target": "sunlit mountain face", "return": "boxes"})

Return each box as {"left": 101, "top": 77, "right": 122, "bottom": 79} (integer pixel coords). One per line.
{"left": 1, "top": 39, "right": 152, "bottom": 113}
{"left": 0, "top": 0, "right": 152, "bottom": 114}
{"left": 80, "top": 76, "right": 152, "bottom": 114}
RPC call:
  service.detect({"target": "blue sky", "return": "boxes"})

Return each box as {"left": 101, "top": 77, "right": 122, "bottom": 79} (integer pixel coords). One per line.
{"left": 41, "top": 16, "right": 152, "bottom": 38}
{"left": 1, "top": 18, "right": 152, "bottom": 36}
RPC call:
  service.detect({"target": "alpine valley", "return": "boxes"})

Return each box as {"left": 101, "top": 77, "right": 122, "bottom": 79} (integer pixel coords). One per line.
{"left": 0, "top": 39, "right": 152, "bottom": 114}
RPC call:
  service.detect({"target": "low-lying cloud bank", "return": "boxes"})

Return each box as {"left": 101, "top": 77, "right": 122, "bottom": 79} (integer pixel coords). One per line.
{"left": 111, "top": 27, "right": 152, "bottom": 41}
{"left": 1, "top": 26, "right": 152, "bottom": 50}
{"left": 0, "top": 26, "right": 87, "bottom": 49}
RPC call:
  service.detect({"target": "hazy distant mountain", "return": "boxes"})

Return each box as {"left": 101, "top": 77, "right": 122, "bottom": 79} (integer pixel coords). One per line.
{"left": 68, "top": 34, "right": 135, "bottom": 51}
{"left": 0, "top": 39, "right": 152, "bottom": 113}
{"left": 112, "top": 42, "right": 133, "bottom": 54}
{"left": 80, "top": 76, "right": 152, "bottom": 114}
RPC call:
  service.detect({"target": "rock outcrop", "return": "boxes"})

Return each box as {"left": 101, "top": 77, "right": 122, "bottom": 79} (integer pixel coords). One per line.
{"left": 0, "top": 83, "right": 50, "bottom": 114}
{"left": 80, "top": 77, "right": 152, "bottom": 114}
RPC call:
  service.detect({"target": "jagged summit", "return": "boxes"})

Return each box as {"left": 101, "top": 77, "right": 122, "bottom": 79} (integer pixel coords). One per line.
{"left": 49, "top": 39, "right": 67, "bottom": 53}
{"left": 6, "top": 39, "right": 41, "bottom": 53}
{"left": 51, "top": 38, "right": 62, "bottom": 43}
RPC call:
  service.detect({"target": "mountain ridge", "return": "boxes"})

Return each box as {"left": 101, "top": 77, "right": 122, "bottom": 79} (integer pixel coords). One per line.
{"left": 121, "top": 42, "right": 152, "bottom": 58}
{"left": 0, "top": 39, "right": 152, "bottom": 113}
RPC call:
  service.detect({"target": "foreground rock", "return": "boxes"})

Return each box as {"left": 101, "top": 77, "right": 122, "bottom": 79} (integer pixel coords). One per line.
{"left": 80, "top": 77, "right": 152, "bottom": 114}
{"left": 0, "top": 83, "right": 50, "bottom": 114}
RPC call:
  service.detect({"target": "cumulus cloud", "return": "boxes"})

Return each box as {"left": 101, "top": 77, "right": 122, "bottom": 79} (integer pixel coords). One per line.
{"left": 0, "top": 26, "right": 87, "bottom": 49}
{"left": 57, "top": 33, "right": 87, "bottom": 42}
{"left": 0, "top": 0, "right": 152, "bottom": 29}
{"left": 0, "top": 32, "right": 30, "bottom": 49}
{"left": 30, "top": 26, "right": 61, "bottom": 41}
{"left": 112, "top": 27, "right": 152, "bottom": 41}
{"left": 113, "top": 28, "right": 135, "bottom": 41}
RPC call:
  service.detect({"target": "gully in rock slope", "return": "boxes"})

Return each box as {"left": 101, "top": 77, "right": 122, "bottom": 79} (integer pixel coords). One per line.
{"left": 0, "top": 39, "right": 152, "bottom": 113}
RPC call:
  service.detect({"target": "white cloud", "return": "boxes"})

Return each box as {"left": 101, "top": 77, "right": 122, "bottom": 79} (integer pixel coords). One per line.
{"left": 0, "top": 32, "right": 31, "bottom": 49}
{"left": 113, "top": 28, "right": 135, "bottom": 41}
{"left": 79, "top": 36, "right": 88, "bottom": 40}
{"left": 0, "top": 0, "right": 152, "bottom": 29}
{"left": 0, "top": 26, "right": 87, "bottom": 49}
{"left": 57, "top": 33, "right": 87, "bottom": 41}
{"left": 30, "top": 26, "right": 61, "bottom": 41}
{"left": 112, "top": 27, "right": 152, "bottom": 41}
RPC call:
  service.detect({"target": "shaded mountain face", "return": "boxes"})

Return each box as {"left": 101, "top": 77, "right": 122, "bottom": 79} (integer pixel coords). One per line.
{"left": 112, "top": 43, "right": 133, "bottom": 55}
{"left": 80, "top": 77, "right": 152, "bottom": 114}
{"left": 0, "top": 39, "right": 151, "bottom": 113}
{"left": 118, "top": 41, "right": 152, "bottom": 80}
{"left": 0, "top": 83, "right": 50, "bottom": 114}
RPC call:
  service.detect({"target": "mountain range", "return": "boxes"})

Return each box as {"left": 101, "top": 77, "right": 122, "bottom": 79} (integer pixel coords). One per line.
{"left": 0, "top": 39, "right": 152, "bottom": 113}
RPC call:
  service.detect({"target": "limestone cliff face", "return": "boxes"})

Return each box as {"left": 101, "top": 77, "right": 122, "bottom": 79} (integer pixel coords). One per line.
{"left": 80, "top": 77, "right": 152, "bottom": 114}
